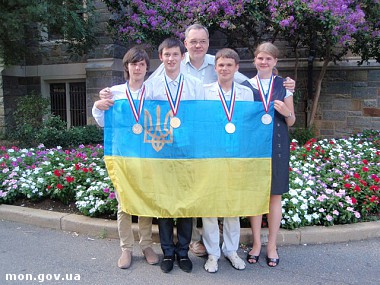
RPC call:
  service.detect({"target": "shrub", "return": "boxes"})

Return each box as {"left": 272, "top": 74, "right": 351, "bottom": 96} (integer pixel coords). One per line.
{"left": 290, "top": 127, "right": 316, "bottom": 145}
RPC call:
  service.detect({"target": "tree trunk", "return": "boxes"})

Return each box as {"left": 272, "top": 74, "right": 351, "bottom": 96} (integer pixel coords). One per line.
{"left": 307, "top": 57, "right": 330, "bottom": 127}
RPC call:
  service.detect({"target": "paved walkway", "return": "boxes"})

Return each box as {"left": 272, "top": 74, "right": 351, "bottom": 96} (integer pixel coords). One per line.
{"left": 1, "top": 218, "right": 379, "bottom": 285}
{"left": 0, "top": 204, "right": 379, "bottom": 246}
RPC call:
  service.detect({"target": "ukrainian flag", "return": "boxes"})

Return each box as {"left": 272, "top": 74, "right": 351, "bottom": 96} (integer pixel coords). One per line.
{"left": 104, "top": 100, "right": 273, "bottom": 218}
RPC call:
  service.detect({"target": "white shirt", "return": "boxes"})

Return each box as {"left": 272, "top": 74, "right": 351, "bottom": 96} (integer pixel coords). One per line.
{"left": 145, "top": 72, "right": 204, "bottom": 100}
{"left": 204, "top": 81, "right": 254, "bottom": 101}
{"left": 148, "top": 52, "right": 249, "bottom": 84}
{"left": 247, "top": 76, "right": 293, "bottom": 98}
{"left": 92, "top": 83, "right": 145, "bottom": 127}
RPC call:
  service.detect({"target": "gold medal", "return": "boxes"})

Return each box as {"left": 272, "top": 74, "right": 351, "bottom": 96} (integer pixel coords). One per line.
{"left": 225, "top": 122, "right": 236, "bottom": 134}
{"left": 170, "top": 117, "right": 181, "bottom": 128}
{"left": 261, "top": 114, "right": 272, "bottom": 125}
{"left": 132, "top": 123, "right": 143, "bottom": 134}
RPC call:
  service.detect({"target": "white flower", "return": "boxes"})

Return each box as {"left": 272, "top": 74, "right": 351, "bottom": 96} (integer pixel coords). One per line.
{"left": 300, "top": 203, "right": 308, "bottom": 210}
{"left": 312, "top": 213, "right": 319, "bottom": 219}
{"left": 291, "top": 213, "right": 301, "bottom": 223}
{"left": 290, "top": 198, "right": 298, "bottom": 204}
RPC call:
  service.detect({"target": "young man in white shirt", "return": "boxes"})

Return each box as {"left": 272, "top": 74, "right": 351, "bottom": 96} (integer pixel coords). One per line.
{"left": 146, "top": 38, "right": 204, "bottom": 274}
{"left": 92, "top": 47, "right": 159, "bottom": 270}
{"left": 202, "top": 48, "right": 253, "bottom": 273}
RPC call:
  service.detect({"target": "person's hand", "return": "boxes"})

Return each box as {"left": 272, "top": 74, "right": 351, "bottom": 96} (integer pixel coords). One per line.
{"left": 99, "top": 87, "right": 113, "bottom": 99}
{"left": 283, "top": 77, "right": 295, "bottom": 92}
{"left": 94, "top": 99, "right": 114, "bottom": 111}
{"left": 273, "top": 99, "right": 291, "bottom": 117}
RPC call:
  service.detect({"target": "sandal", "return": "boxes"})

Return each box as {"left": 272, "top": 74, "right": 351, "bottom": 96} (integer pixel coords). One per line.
{"left": 246, "top": 252, "right": 260, "bottom": 264}
{"left": 266, "top": 256, "right": 280, "bottom": 267}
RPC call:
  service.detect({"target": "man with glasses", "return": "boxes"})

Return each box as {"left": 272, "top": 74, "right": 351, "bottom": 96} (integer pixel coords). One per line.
{"left": 99, "top": 23, "right": 296, "bottom": 258}
{"left": 149, "top": 24, "right": 248, "bottom": 84}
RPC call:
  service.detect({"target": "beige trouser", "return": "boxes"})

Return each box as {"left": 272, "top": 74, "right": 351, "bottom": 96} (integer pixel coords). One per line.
{"left": 116, "top": 191, "right": 153, "bottom": 251}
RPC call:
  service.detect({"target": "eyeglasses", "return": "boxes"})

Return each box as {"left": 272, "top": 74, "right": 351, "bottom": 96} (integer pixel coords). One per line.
{"left": 188, "top": 40, "right": 208, "bottom": 46}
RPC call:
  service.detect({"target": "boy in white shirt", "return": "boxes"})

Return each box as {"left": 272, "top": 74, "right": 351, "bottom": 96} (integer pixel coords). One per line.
{"left": 146, "top": 38, "right": 204, "bottom": 274}
{"left": 202, "top": 48, "right": 253, "bottom": 273}
{"left": 92, "top": 47, "right": 159, "bottom": 270}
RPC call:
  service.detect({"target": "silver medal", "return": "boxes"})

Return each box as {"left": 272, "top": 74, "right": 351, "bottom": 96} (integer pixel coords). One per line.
{"left": 225, "top": 122, "right": 236, "bottom": 134}
{"left": 261, "top": 114, "right": 272, "bottom": 125}
{"left": 132, "top": 123, "right": 143, "bottom": 134}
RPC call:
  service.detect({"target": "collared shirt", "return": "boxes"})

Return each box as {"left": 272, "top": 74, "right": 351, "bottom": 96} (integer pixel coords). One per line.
{"left": 247, "top": 76, "right": 293, "bottom": 98}
{"left": 92, "top": 83, "right": 144, "bottom": 127}
{"left": 204, "top": 81, "right": 254, "bottom": 101}
{"left": 145, "top": 72, "right": 204, "bottom": 100}
{"left": 182, "top": 53, "right": 217, "bottom": 84}
{"left": 148, "top": 52, "right": 249, "bottom": 84}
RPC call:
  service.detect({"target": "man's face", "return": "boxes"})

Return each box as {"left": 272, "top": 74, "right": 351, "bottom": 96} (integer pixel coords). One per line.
{"left": 128, "top": 60, "right": 147, "bottom": 81}
{"left": 215, "top": 57, "right": 239, "bottom": 83}
{"left": 184, "top": 28, "right": 209, "bottom": 62}
{"left": 159, "top": 47, "right": 184, "bottom": 74}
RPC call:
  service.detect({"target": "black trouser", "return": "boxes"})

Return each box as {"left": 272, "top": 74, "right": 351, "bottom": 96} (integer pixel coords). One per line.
{"left": 158, "top": 218, "right": 192, "bottom": 257}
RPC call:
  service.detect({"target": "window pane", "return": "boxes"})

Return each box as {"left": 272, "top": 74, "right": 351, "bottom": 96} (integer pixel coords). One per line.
{"left": 50, "top": 83, "right": 67, "bottom": 122}
{"left": 70, "top": 82, "right": 86, "bottom": 126}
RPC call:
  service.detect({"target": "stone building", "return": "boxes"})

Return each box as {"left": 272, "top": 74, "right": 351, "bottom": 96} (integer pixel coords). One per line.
{"left": 1, "top": 2, "right": 379, "bottom": 139}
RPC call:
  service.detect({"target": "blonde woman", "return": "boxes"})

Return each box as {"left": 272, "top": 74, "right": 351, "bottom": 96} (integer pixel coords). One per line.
{"left": 242, "top": 42, "right": 296, "bottom": 267}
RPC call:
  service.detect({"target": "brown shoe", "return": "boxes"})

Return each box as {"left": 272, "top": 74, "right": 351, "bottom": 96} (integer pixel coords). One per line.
{"left": 143, "top": 247, "right": 159, "bottom": 265}
{"left": 118, "top": 250, "right": 132, "bottom": 269}
{"left": 189, "top": 240, "right": 207, "bottom": 257}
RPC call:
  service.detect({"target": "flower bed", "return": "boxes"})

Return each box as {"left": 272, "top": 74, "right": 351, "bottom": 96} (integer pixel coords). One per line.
{"left": 1, "top": 130, "right": 379, "bottom": 229}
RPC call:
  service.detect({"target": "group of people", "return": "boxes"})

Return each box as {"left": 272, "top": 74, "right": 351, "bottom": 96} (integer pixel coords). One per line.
{"left": 92, "top": 24, "right": 296, "bottom": 273}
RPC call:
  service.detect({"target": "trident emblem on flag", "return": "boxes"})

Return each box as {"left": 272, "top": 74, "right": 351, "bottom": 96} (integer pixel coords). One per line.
{"left": 144, "top": 105, "right": 173, "bottom": 152}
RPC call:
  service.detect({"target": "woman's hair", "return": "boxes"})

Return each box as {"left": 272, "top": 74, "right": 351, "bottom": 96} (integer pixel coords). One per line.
{"left": 122, "top": 47, "right": 150, "bottom": 80}
{"left": 254, "top": 42, "right": 279, "bottom": 59}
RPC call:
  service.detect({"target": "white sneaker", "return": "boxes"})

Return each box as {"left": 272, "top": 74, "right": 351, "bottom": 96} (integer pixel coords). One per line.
{"left": 225, "top": 252, "right": 246, "bottom": 270}
{"left": 204, "top": 255, "right": 219, "bottom": 273}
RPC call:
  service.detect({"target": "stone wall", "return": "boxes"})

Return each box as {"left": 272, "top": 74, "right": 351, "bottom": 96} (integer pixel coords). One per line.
{"left": 309, "top": 64, "right": 380, "bottom": 138}
{"left": 2, "top": 76, "right": 41, "bottom": 129}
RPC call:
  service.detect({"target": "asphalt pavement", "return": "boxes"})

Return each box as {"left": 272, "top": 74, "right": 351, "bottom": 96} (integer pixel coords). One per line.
{"left": 1, "top": 206, "right": 380, "bottom": 285}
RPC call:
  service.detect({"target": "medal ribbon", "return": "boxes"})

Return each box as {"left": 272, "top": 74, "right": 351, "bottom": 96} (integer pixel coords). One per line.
{"left": 125, "top": 82, "right": 146, "bottom": 123}
{"left": 218, "top": 83, "right": 236, "bottom": 122}
{"left": 256, "top": 75, "right": 274, "bottom": 113}
{"left": 164, "top": 74, "right": 184, "bottom": 116}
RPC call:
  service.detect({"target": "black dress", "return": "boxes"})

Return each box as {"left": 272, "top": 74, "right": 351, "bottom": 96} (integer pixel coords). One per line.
{"left": 242, "top": 76, "right": 290, "bottom": 195}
